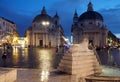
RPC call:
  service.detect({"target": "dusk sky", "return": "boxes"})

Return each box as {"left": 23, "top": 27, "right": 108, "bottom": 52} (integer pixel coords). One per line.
{"left": 0, "top": 0, "right": 120, "bottom": 38}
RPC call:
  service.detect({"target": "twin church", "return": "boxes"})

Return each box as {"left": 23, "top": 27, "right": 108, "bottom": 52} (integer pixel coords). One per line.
{"left": 25, "top": 2, "right": 117, "bottom": 48}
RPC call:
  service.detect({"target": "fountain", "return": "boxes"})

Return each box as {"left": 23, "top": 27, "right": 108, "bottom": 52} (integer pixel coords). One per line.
{"left": 48, "top": 38, "right": 120, "bottom": 82}
{"left": 57, "top": 38, "right": 102, "bottom": 82}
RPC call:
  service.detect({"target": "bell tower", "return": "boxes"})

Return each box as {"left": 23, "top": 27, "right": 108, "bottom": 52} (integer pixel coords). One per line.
{"left": 73, "top": 10, "right": 78, "bottom": 23}
{"left": 53, "top": 12, "right": 59, "bottom": 25}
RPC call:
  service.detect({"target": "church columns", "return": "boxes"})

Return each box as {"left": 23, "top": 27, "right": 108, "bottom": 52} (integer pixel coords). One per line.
{"left": 46, "top": 33, "right": 48, "bottom": 47}
{"left": 30, "top": 32, "right": 34, "bottom": 46}
{"left": 43, "top": 33, "right": 46, "bottom": 47}
{"left": 32, "top": 32, "right": 35, "bottom": 47}
{"left": 34, "top": 33, "right": 37, "bottom": 47}
{"left": 102, "top": 32, "right": 108, "bottom": 47}
{"left": 36, "top": 33, "right": 38, "bottom": 47}
{"left": 31, "top": 32, "right": 51, "bottom": 47}
{"left": 95, "top": 32, "right": 98, "bottom": 47}
{"left": 43, "top": 33, "right": 48, "bottom": 47}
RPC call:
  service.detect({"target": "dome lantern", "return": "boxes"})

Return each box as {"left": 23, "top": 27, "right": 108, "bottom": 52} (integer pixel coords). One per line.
{"left": 87, "top": 2, "right": 93, "bottom": 11}
{"left": 33, "top": 6, "right": 53, "bottom": 23}
{"left": 41, "top": 6, "right": 47, "bottom": 14}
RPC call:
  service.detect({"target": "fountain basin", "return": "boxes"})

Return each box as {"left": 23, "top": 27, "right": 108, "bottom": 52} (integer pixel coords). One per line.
{"left": 85, "top": 65, "right": 120, "bottom": 82}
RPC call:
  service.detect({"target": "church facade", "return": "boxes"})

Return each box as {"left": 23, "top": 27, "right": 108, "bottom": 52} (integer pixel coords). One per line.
{"left": 71, "top": 2, "right": 108, "bottom": 48}
{"left": 25, "top": 7, "right": 65, "bottom": 48}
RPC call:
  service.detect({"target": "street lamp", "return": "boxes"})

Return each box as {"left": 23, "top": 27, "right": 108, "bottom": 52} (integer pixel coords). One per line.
{"left": 42, "top": 21, "right": 50, "bottom": 26}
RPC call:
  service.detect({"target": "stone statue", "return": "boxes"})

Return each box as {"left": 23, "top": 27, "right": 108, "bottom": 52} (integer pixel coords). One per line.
{"left": 68, "top": 38, "right": 93, "bottom": 55}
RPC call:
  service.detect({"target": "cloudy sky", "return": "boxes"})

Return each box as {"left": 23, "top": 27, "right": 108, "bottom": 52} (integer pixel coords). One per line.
{"left": 0, "top": 0, "right": 120, "bottom": 38}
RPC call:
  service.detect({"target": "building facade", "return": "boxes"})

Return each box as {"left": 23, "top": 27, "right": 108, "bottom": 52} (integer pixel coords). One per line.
{"left": 0, "top": 17, "right": 19, "bottom": 46}
{"left": 71, "top": 2, "right": 108, "bottom": 48}
{"left": 107, "top": 31, "right": 120, "bottom": 47}
{"left": 25, "top": 7, "right": 65, "bottom": 48}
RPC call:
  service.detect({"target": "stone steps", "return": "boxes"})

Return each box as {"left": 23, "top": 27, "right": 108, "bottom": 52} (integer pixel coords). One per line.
{"left": 57, "top": 54, "right": 102, "bottom": 76}
{"left": 62, "top": 54, "right": 95, "bottom": 60}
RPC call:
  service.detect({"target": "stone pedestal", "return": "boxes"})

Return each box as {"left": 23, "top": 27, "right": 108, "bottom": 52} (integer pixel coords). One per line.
{"left": 57, "top": 54, "right": 102, "bottom": 76}
{"left": 57, "top": 39, "right": 102, "bottom": 82}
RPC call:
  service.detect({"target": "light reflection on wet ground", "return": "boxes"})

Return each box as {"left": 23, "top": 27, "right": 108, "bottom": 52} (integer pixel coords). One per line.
{"left": 0, "top": 47, "right": 61, "bottom": 81}
{"left": 0, "top": 47, "right": 120, "bottom": 81}
{"left": 0, "top": 47, "right": 119, "bottom": 69}
{"left": 0, "top": 47, "right": 59, "bottom": 70}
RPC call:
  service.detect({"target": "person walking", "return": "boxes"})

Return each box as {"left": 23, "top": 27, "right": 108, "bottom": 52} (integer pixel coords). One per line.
{"left": 2, "top": 52, "right": 7, "bottom": 66}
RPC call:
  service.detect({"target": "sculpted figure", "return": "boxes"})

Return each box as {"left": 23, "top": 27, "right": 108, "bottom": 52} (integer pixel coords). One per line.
{"left": 69, "top": 38, "right": 91, "bottom": 53}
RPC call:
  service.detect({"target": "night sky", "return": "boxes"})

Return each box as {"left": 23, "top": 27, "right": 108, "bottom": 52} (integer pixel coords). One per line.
{"left": 0, "top": 0, "right": 120, "bottom": 38}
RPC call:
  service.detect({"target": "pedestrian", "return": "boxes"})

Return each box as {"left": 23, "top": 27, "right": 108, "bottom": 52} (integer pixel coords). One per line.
{"left": 2, "top": 52, "right": 7, "bottom": 67}
{"left": 2, "top": 52, "right": 7, "bottom": 60}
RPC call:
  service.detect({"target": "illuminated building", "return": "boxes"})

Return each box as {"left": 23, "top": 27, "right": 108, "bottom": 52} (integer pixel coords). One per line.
{"left": 0, "top": 17, "right": 19, "bottom": 45}
{"left": 107, "top": 31, "right": 120, "bottom": 47}
{"left": 71, "top": 2, "right": 108, "bottom": 48}
{"left": 25, "top": 7, "right": 65, "bottom": 47}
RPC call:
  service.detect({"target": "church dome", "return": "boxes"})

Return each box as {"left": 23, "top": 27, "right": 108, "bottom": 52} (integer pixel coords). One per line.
{"left": 78, "top": 11, "right": 103, "bottom": 21}
{"left": 33, "top": 14, "right": 53, "bottom": 23}
{"left": 78, "top": 2, "right": 103, "bottom": 22}
{"left": 32, "top": 7, "right": 53, "bottom": 23}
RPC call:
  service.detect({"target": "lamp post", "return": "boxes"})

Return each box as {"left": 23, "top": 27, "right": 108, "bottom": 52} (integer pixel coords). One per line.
{"left": 41, "top": 21, "right": 50, "bottom": 48}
